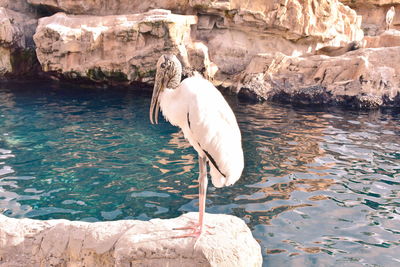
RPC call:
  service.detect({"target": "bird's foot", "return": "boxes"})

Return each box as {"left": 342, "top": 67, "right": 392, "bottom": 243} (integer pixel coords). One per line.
{"left": 172, "top": 222, "right": 214, "bottom": 239}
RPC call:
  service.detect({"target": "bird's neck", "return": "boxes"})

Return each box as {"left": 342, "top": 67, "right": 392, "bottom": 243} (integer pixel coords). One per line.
{"left": 159, "top": 87, "right": 182, "bottom": 126}
{"left": 167, "top": 76, "right": 181, "bottom": 89}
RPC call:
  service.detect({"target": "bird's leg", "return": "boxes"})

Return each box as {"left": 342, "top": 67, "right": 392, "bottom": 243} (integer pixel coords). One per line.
{"left": 197, "top": 155, "right": 208, "bottom": 234}
{"left": 173, "top": 156, "right": 211, "bottom": 238}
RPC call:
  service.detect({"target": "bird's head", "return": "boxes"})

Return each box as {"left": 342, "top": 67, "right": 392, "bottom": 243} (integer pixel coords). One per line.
{"left": 150, "top": 54, "right": 182, "bottom": 124}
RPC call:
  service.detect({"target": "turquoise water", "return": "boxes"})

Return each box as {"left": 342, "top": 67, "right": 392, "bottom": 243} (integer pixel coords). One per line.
{"left": 1, "top": 82, "right": 400, "bottom": 266}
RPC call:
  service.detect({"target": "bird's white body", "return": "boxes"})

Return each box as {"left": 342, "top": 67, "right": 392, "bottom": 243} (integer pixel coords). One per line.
{"left": 150, "top": 54, "right": 243, "bottom": 237}
{"left": 159, "top": 75, "right": 244, "bottom": 188}
{"left": 386, "top": 7, "right": 395, "bottom": 30}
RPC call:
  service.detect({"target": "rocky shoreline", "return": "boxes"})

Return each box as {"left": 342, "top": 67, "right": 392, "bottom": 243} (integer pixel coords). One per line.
{"left": 0, "top": 212, "right": 262, "bottom": 266}
{"left": 1, "top": 0, "right": 400, "bottom": 108}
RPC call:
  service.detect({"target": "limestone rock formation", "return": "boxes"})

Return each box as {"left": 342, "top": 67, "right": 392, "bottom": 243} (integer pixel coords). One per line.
{"left": 0, "top": 212, "right": 262, "bottom": 266}
{"left": 364, "top": 29, "right": 400, "bottom": 47}
{"left": 31, "top": 1, "right": 364, "bottom": 86}
{"left": 28, "top": 0, "right": 189, "bottom": 16}
{"left": 340, "top": 0, "right": 400, "bottom": 35}
{"left": 0, "top": 0, "right": 33, "bottom": 14}
{"left": 340, "top": 0, "right": 400, "bottom": 6}
{"left": 33, "top": 10, "right": 197, "bottom": 85}
{"left": 191, "top": 0, "right": 364, "bottom": 86}
{"left": 236, "top": 47, "right": 400, "bottom": 108}
{"left": 0, "top": 7, "right": 39, "bottom": 78}
{"left": 2, "top": 0, "right": 398, "bottom": 108}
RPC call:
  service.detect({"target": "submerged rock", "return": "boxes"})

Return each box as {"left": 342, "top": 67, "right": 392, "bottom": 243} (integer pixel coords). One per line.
{"left": 0, "top": 212, "right": 262, "bottom": 266}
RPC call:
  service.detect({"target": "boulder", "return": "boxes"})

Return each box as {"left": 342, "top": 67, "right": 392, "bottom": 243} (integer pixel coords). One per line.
{"left": 0, "top": 212, "right": 262, "bottom": 266}
{"left": 236, "top": 47, "right": 400, "bottom": 108}
{"left": 0, "top": 0, "right": 33, "bottom": 14}
{"left": 33, "top": 10, "right": 198, "bottom": 85}
{"left": 0, "top": 7, "right": 39, "bottom": 78}
{"left": 364, "top": 29, "right": 400, "bottom": 47}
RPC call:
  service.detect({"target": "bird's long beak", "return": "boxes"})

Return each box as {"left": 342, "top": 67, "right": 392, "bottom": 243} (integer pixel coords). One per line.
{"left": 149, "top": 71, "right": 165, "bottom": 124}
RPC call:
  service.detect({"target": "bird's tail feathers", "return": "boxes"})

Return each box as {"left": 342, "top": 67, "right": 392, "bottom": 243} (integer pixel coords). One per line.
{"left": 209, "top": 164, "right": 241, "bottom": 188}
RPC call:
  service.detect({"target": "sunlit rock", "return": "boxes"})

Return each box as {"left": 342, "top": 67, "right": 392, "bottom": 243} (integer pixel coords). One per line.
{"left": 0, "top": 212, "right": 262, "bottom": 266}
{"left": 340, "top": 0, "right": 400, "bottom": 6}
{"left": 33, "top": 10, "right": 198, "bottom": 85}
{"left": 339, "top": 1, "right": 400, "bottom": 35}
{"left": 236, "top": 47, "right": 400, "bottom": 108}
{"left": 30, "top": 0, "right": 363, "bottom": 78}
{"left": 364, "top": 29, "right": 400, "bottom": 47}
{"left": 192, "top": 0, "right": 363, "bottom": 83}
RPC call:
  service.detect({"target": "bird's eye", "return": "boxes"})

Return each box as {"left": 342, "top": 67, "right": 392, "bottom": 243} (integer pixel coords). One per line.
{"left": 161, "top": 63, "right": 166, "bottom": 68}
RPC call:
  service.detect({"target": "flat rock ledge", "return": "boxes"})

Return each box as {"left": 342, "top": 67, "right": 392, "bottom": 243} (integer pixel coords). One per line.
{"left": 0, "top": 212, "right": 262, "bottom": 266}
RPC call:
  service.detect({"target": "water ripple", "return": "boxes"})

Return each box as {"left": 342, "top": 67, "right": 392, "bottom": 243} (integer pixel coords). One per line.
{"left": 1, "top": 84, "right": 400, "bottom": 266}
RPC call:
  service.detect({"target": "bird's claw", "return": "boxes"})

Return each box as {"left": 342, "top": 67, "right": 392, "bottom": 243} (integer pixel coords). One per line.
{"left": 172, "top": 222, "right": 214, "bottom": 239}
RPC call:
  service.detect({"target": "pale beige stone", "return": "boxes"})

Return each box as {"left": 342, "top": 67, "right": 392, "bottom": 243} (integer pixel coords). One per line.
{"left": 33, "top": 10, "right": 198, "bottom": 84}
{"left": 340, "top": 0, "right": 400, "bottom": 6}
{"left": 0, "top": 7, "right": 38, "bottom": 77}
{"left": 191, "top": 0, "right": 363, "bottom": 78}
{"left": 236, "top": 47, "right": 400, "bottom": 108}
{"left": 29, "top": 0, "right": 364, "bottom": 77}
{"left": 0, "top": 212, "right": 262, "bottom": 266}
{"left": 28, "top": 0, "right": 188, "bottom": 15}
{"left": 364, "top": 29, "right": 400, "bottom": 47}
{"left": 0, "top": 0, "right": 32, "bottom": 14}
{"left": 0, "top": 47, "right": 12, "bottom": 75}
{"left": 339, "top": 1, "right": 400, "bottom": 35}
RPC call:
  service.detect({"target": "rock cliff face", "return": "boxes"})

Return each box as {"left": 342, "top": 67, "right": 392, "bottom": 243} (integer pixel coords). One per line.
{"left": 0, "top": 212, "right": 262, "bottom": 266}
{"left": 0, "top": 7, "right": 39, "bottom": 78}
{"left": 340, "top": 0, "right": 400, "bottom": 35}
{"left": 34, "top": 10, "right": 197, "bottom": 84}
{"left": 236, "top": 47, "right": 400, "bottom": 108}
{"left": 0, "top": 0, "right": 399, "bottom": 108}
{"left": 29, "top": 0, "right": 364, "bottom": 84}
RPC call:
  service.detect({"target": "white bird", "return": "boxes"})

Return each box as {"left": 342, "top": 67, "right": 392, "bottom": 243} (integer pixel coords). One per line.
{"left": 386, "top": 6, "right": 395, "bottom": 30}
{"left": 149, "top": 54, "right": 244, "bottom": 237}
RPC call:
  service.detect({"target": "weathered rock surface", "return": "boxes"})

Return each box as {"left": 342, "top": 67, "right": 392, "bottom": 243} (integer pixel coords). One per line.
{"left": 364, "top": 29, "right": 400, "bottom": 47}
{"left": 0, "top": 0, "right": 33, "bottom": 14}
{"left": 236, "top": 47, "right": 400, "bottom": 108}
{"left": 28, "top": 0, "right": 189, "bottom": 15}
{"left": 0, "top": 212, "right": 262, "bottom": 266}
{"left": 191, "top": 0, "right": 364, "bottom": 86}
{"left": 33, "top": 10, "right": 197, "bottom": 84}
{"left": 340, "top": 1, "right": 400, "bottom": 35}
{"left": 31, "top": 1, "right": 364, "bottom": 86}
{"left": 340, "top": 0, "right": 400, "bottom": 6}
{"left": 0, "top": 7, "right": 39, "bottom": 78}
{"left": 27, "top": 0, "right": 365, "bottom": 49}
{"left": 2, "top": 0, "right": 399, "bottom": 108}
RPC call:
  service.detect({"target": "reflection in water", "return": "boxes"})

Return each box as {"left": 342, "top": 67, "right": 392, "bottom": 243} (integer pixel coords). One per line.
{"left": 0, "top": 83, "right": 400, "bottom": 266}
